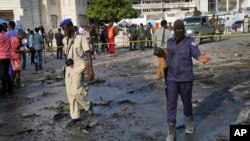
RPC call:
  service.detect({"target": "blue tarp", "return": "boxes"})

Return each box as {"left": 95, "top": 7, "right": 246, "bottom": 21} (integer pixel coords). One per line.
{"left": 0, "top": 18, "right": 8, "bottom": 24}
{"left": 0, "top": 18, "right": 23, "bottom": 29}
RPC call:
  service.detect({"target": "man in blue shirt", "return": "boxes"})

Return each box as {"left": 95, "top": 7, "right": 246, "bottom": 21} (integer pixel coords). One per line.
{"left": 165, "top": 19, "right": 211, "bottom": 141}
{"left": 6, "top": 21, "right": 17, "bottom": 39}
{"left": 33, "top": 28, "right": 44, "bottom": 71}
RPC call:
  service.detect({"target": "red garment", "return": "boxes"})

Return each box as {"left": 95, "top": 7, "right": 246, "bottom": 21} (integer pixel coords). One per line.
{"left": 10, "top": 36, "right": 21, "bottom": 60}
{"left": 11, "top": 59, "right": 21, "bottom": 71}
{"left": 107, "top": 38, "right": 115, "bottom": 54}
{"left": 0, "top": 32, "right": 11, "bottom": 59}
{"left": 107, "top": 26, "right": 116, "bottom": 54}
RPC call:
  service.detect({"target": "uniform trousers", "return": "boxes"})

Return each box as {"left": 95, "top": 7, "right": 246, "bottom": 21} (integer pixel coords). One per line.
{"left": 156, "top": 56, "right": 165, "bottom": 78}
{"left": 65, "top": 69, "right": 91, "bottom": 119}
{"left": 166, "top": 80, "right": 193, "bottom": 123}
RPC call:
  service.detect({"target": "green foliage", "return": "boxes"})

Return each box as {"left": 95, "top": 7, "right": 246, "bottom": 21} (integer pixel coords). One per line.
{"left": 87, "top": 0, "right": 139, "bottom": 23}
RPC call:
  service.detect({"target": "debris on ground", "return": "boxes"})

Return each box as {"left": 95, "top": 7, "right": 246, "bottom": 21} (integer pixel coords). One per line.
{"left": 94, "top": 97, "right": 112, "bottom": 106}
{"left": 119, "top": 73, "right": 132, "bottom": 77}
{"left": 215, "top": 134, "right": 228, "bottom": 141}
{"left": 118, "top": 100, "right": 137, "bottom": 111}
{"left": 105, "top": 64, "right": 113, "bottom": 69}
{"left": 0, "top": 129, "right": 33, "bottom": 136}
{"left": 39, "top": 80, "right": 45, "bottom": 84}
{"left": 118, "top": 100, "right": 137, "bottom": 105}
{"left": 55, "top": 100, "right": 70, "bottom": 112}
{"left": 42, "top": 92, "right": 56, "bottom": 96}
{"left": 53, "top": 113, "right": 68, "bottom": 121}
{"left": 21, "top": 113, "right": 40, "bottom": 118}
{"left": 192, "top": 99, "right": 199, "bottom": 104}
{"left": 75, "top": 118, "right": 100, "bottom": 134}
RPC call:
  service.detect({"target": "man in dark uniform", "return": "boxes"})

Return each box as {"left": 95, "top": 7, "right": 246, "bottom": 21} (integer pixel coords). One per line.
{"left": 55, "top": 28, "right": 64, "bottom": 59}
{"left": 165, "top": 19, "right": 211, "bottom": 141}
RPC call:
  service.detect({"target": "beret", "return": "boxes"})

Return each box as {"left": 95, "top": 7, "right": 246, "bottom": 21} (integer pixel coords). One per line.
{"left": 60, "top": 18, "right": 72, "bottom": 27}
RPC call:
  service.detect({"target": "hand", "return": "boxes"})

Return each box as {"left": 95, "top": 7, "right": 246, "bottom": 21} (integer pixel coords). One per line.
{"left": 198, "top": 54, "right": 212, "bottom": 64}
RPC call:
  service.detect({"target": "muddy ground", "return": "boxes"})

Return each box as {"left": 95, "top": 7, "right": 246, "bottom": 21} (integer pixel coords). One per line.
{"left": 0, "top": 36, "right": 250, "bottom": 141}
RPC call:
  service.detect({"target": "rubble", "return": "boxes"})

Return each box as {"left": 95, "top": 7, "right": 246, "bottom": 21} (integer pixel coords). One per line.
{"left": 94, "top": 97, "right": 112, "bottom": 106}
{"left": 0, "top": 129, "right": 33, "bottom": 136}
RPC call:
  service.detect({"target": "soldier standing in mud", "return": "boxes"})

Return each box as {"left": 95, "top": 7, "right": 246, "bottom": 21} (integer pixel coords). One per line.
{"left": 165, "top": 19, "right": 211, "bottom": 141}
{"left": 145, "top": 22, "right": 153, "bottom": 48}
{"left": 60, "top": 18, "right": 94, "bottom": 126}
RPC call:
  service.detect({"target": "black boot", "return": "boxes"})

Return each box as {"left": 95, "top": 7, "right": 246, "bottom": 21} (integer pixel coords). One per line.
{"left": 66, "top": 118, "right": 81, "bottom": 126}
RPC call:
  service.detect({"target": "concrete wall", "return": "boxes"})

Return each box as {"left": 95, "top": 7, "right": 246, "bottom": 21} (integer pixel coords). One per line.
{"left": 0, "top": 0, "right": 88, "bottom": 31}
{"left": 74, "top": 0, "right": 88, "bottom": 26}
{"left": 60, "top": 0, "right": 77, "bottom": 25}
{"left": 0, "top": 0, "right": 41, "bottom": 30}
{"left": 40, "top": 0, "right": 62, "bottom": 32}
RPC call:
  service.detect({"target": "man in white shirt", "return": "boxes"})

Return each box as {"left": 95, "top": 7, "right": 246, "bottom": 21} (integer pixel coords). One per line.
{"left": 224, "top": 17, "right": 231, "bottom": 34}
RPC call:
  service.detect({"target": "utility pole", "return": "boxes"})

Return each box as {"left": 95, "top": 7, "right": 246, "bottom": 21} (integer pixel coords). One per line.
{"left": 215, "top": 0, "right": 218, "bottom": 14}
{"left": 236, "top": 0, "right": 239, "bottom": 13}
{"left": 226, "top": 0, "right": 229, "bottom": 12}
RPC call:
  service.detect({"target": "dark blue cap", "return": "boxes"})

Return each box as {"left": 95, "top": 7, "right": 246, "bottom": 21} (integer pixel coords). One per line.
{"left": 60, "top": 18, "right": 72, "bottom": 27}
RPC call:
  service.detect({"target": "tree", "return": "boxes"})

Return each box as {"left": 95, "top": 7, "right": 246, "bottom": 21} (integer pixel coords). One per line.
{"left": 87, "top": 0, "right": 139, "bottom": 23}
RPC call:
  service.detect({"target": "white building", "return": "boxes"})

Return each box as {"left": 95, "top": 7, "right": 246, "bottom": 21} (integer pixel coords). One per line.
{"left": 131, "top": 0, "right": 250, "bottom": 20}
{"left": 0, "top": 0, "right": 88, "bottom": 31}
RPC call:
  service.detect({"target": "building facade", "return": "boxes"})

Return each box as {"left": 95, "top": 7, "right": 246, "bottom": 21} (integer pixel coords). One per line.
{"left": 0, "top": 0, "right": 88, "bottom": 31}
{"left": 131, "top": 0, "right": 250, "bottom": 20}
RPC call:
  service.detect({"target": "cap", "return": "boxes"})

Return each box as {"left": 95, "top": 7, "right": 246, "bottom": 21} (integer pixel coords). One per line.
{"left": 60, "top": 18, "right": 72, "bottom": 27}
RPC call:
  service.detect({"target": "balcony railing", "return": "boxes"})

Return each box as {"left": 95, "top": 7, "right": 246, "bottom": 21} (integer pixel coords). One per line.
{"left": 163, "top": 2, "right": 195, "bottom": 9}
{"left": 133, "top": 2, "right": 195, "bottom": 10}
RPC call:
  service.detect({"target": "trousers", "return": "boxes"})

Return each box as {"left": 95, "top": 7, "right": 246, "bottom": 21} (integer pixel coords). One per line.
{"left": 65, "top": 69, "right": 91, "bottom": 119}
{"left": 107, "top": 38, "right": 115, "bottom": 54}
{"left": 166, "top": 80, "right": 193, "bottom": 123}
{"left": 156, "top": 56, "right": 166, "bottom": 78}
{"left": 0, "top": 59, "right": 12, "bottom": 93}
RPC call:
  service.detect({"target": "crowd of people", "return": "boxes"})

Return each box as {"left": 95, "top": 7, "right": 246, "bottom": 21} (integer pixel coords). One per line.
{"left": 1, "top": 17, "right": 213, "bottom": 141}
{"left": 0, "top": 21, "right": 51, "bottom": 95}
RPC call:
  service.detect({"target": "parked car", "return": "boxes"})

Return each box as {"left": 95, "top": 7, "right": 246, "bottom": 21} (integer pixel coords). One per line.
{"left": 184, "top": 16, "right": 225, "bottom": 44}
{"left": 232, "top": 20, "right": 243, "bottom": 31}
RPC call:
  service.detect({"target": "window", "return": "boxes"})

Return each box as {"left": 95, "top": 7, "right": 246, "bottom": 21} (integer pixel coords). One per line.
{"left": 78, "top": 14, "right": 87, "bottom": 26}
{"left": 50, "top": 15, "right": 58, "bottom": 28}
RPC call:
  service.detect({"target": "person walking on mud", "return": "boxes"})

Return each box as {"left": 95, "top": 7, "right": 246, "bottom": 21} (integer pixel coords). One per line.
{"left": 153, "top": 20, "right": 170, "bottom": 79}
{"left": 60, "top": 19, "right": 94, "bottom": 126}
{"left": 165, "top": 19, "right": 211, "bottom": 141}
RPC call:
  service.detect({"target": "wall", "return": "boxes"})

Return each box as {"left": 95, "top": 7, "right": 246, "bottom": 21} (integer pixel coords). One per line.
{"left": 0, "top": 0, "right": 41, "bottom": 30}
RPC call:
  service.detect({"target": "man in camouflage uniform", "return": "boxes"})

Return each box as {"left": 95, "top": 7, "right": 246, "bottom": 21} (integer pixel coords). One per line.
{"left": 193, "top": 7, "right": 202, "bottom": 17}
{"left": 145, "top": 22, "right": 153, "bottom": 48}
{"left": 129, "top": 24, "right": 138, "bottom": 50}
{"left": 138, "top": 23, "right": 146, "bottom": 51}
